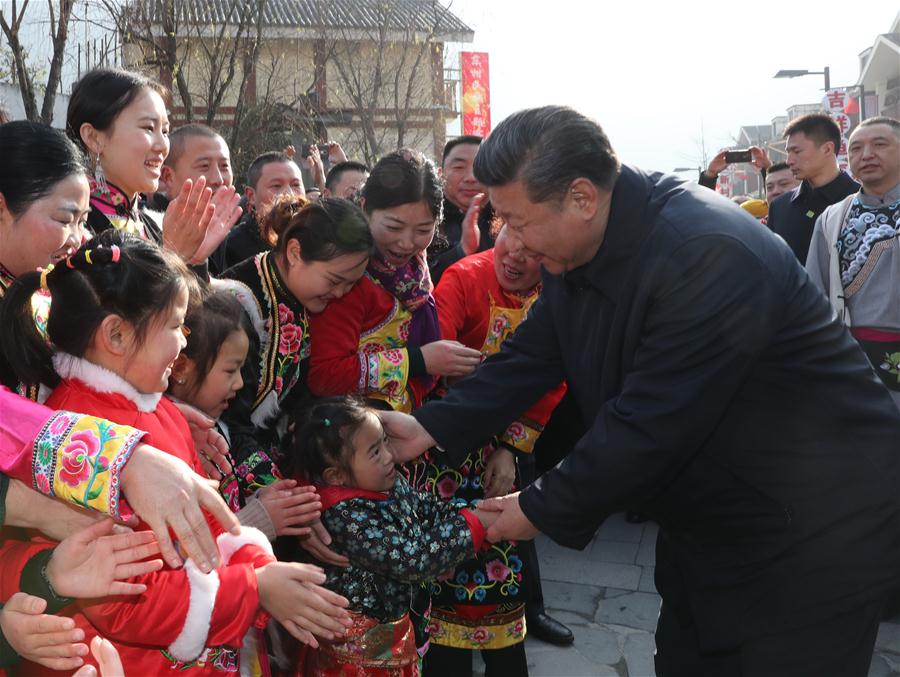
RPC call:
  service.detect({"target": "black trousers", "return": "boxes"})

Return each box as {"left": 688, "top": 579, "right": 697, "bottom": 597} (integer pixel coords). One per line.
{"left": 654, "top": 598, "right": 884, "bottom": 677}
{"left": 423, "top": 641, "right": 529, "bottom": 677}
{"left": 516, "top": 453, "right": 543, "bottom": 613}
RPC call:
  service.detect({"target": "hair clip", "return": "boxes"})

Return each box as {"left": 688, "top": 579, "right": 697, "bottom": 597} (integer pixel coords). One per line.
{"left": 39, "top": 264, "right": 54, "bottom": 291}
{"left": 323, "top": 418, "right": 331, "bottom": 427}
{"left": 110, "top": 245, "right": 121, "bottom": 263}
{"left": 84, "top": 250, "right": 93, "bottom": 265}
{"left": 65, "top": 254, "right": 76, "bottom": 269}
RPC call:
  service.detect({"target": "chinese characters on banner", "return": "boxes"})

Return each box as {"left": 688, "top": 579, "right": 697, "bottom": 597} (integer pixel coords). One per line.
{"left": 461, "top": 52, "right": 491, "bottom": 136}
{"left": 823, "top": 88, "right": 852, "bottom": 171}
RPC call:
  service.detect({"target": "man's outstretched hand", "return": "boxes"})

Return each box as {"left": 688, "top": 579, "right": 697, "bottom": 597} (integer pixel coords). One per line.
{"left": 378, "top": 411, "right": 435, "bottom": 464}
{"left": 477, "top": 492, "right": 540, "bottom": 542}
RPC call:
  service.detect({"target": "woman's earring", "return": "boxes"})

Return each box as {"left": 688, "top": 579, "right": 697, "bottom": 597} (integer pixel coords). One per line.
{"left": 94, "top": 152, "right": 107, "bottom": 193}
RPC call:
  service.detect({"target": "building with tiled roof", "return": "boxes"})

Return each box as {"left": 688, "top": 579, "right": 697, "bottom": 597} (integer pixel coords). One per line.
{"left": 121, "top": 0, "right": 473, "bottom": 167}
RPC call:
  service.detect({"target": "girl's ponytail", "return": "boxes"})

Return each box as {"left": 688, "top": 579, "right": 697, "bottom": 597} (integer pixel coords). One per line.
{"left": 0, "top": 271, "right": 57, "bottom": 387}
{"left": 1, "top": 231, "right": 196, "bottom": 389}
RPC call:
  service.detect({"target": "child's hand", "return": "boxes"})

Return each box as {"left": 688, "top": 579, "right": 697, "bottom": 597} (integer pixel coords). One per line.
{"left": 72, "top": 635, "right": 124, "bottom": 677}
{"left": 300, "top": 520, "right": 351, "bottom": 567}
{"left": 256, "top": 562, "right": 352, "bottom": 648}
{"left": 0, "top": 593, "right": 87, "bottom": 670}
{"left": 47, "top": 519, "right": 164, "bottom": 598}
{"left": 483, "top": 446, "right": 516, "bottom": 499}
{"left": 258, "top": 479, "right": 322, "bottom": 537}
{"left": 472, "top": 507, "right": 500, "bottom": 532}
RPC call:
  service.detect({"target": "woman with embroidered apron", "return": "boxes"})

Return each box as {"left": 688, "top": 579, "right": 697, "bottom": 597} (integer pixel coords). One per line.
{"left": 415, "top": 224, "right": 566, "bottom": 676}
{"left": 217, "top": 197, "right": 372, "bottom": 509}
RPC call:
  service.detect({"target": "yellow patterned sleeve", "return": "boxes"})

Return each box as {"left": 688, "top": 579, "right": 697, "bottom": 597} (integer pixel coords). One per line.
{"left": 498, "top": 418, "right": 544, "bottom": 455}
{"left": 357, "top": 347, "right": 413, "bottom": 412}
{"left": 31, "top": 411, "right": 145, "bottom": 521}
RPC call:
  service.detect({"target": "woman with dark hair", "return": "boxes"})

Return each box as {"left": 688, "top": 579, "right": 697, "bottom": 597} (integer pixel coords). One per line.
{"left": 0, "top": 121, "right": 92, "bottom": 398}
{"left": 307, "top": 149, "right": 482, "bottom": 412}
{"left": 67, "top": 68, "right": 241, "bottom": 267}
{"left": 217, "top": 195, "right": 373, "bottom": 507}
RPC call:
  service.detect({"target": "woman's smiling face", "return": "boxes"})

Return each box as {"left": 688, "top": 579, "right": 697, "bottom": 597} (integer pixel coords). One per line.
{"left": 367, "top": 200, "right": 436, "bottom": 268}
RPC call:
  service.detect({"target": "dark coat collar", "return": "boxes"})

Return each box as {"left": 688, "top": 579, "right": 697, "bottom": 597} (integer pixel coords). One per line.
{"left": 790, "top": 170, "right": 858, "bottom": 203}
{"left": 559, "top": 165, "right": 660, "bottom": 301}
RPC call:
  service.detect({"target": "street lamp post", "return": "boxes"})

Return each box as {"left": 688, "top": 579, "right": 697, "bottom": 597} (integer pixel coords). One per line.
{"left": 773, "top": 67, "right": 831, "bottom": 91}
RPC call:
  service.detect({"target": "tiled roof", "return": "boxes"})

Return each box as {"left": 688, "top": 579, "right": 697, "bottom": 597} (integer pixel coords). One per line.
{"left": 139, "top": 0, "right": 473, "bottom": 40}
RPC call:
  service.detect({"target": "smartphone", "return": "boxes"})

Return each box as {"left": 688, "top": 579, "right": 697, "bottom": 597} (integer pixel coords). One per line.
{"left": 725, "top": 149, "right": 752, "bottom": 164}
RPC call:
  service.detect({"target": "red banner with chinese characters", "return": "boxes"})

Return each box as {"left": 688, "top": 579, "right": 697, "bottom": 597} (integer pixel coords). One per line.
{"left": 461, "top": 52, "right": 491, "bottom": 136}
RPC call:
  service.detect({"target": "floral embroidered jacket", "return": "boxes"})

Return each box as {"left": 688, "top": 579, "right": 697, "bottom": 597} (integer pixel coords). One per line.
{"left": 434, "top": 249, "right": 567, "bottom": 454}
{"left": 217, "top": 253, "right": 310, "bottom": 506}
{"left": 307, "top": 274, "right": 434, "bottom": 413}
{"left": 27, "top": 355, "right": 276, "bottom": 677}
{"left": 0, "top": 386, "right": 145, "bottom": 520}
{"left": 317, "top": 475, "right": 485, "bottom": 624}
{"left": 0, "top": 386, "right": 150, "bottom": 671}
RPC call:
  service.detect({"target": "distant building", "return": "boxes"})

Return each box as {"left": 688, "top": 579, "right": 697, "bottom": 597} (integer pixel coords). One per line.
{"left": 856, "top": 10, "right": 900, "bottom": 119}
{"left": 121, "top": 0, "right": 473, "bottom": 163}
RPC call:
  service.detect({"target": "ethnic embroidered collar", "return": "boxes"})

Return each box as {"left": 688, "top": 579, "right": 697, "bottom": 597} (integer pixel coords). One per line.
{"left": 53, "top": 353, "right": 163, "bottom": 412}
{"left": 0, "top": 260, "right": 15, "bottom": 295}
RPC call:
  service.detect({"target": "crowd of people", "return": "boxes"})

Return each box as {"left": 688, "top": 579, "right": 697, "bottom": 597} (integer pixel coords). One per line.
{"left": 0, "top": 65, "right": 897, "bottom": 677}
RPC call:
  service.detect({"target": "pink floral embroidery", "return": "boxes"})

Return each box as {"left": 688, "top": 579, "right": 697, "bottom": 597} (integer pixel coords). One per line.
{"left": 505, "top": 422, "right": 525, "bottom": 442}
{"left": 35, "top": 473, "right": 51, "bottom": 494}
{"left": 492, "top": 317, "right": 508, "bottom": 335}
{"left": 279, "top": 323, "right": 303, "bottom": 354}
{"left": 59, "top": 430, "right": 102, "bottom": 487}
{"left": 436, "top": 476, "right": 459, "bottom": 499}
{"left": 278, "top": 303, "right": 295, "bottom": 326}
{"left": 49, "top": 415, "right": 72, "bottom": 436}
{"left": 274, "top": 376, "right": 284, "bottom": 394}
{"left": 485, "top": 559, "right": 511, "bottom": 583}
{"left": 384, "top": 349, "right": 403, "bottom": 365}
{"left": 469, "top": 627, "right": 492, "bottom": 645}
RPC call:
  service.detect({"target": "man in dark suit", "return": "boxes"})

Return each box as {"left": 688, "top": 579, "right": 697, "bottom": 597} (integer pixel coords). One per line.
{"left": 383, "top": 106, "right": 900, "bottom": 676}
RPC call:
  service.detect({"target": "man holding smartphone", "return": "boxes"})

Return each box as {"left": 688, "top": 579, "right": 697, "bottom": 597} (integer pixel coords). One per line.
{"left": 698, "top": 146, "right": 774, "bottom": 192}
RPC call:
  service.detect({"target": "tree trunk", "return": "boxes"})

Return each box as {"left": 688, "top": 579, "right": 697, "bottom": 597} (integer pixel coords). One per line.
{"left": 40, "top": 0, "right": 74, "bottom": 124}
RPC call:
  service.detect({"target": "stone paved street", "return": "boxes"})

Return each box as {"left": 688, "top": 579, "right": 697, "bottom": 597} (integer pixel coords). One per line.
{"left": 473, "top": 513, "right": 900, "bottom": 676}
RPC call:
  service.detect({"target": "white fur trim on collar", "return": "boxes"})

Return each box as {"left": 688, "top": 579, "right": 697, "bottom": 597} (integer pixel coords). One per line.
{"left": 167, "top": 559, "right": 220, "bottom": 662}
{"left": 209, "top": 277, "right": 268, "bottom": 345}
{"left": 52, "top": 353, "right": 162, "bottom": 413}
{"left": 217, "top": 526, "right": 274, "bottom": 565}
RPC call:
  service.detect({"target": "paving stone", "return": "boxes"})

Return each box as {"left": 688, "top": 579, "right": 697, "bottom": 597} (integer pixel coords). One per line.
{"left": 540, "top": 579, "right": 606, "bottom": 620}
{"left": 638, "top": 566, "right": 657, "bottom": 593}
{"left": 571, "top": 624, "right": 623, "bottom": 666}
{"left": 604, "top": 587, "right": 635, "bottom": 599}
{"left": 539, "top": 540, "right": 642, "bottom": 590}
{"left": 596, "top": 513, "right": 646, "bottom": 543}
{"left": 623, "top": 631, "right": 657, "bottom": 677}
{"left": 526, "top": 639, "right": 621, "bottom": 676}
{"left": 876, "top": 622, "right": 900, "bottom": 655}
{"left": 591, "top": 539, "right": 640, "bottom": 564}
{"left": 868, "top": 653, "right": 896, "bottom": 677}
{"left": 595, "top": 591, "right": 662, "bottom": 633}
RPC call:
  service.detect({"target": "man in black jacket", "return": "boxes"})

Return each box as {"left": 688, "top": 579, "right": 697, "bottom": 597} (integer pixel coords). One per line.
{"left": 427, "top": 135, "right": 495, "bottom": 284}
{"left": 767, "top": 113, "right": 859, "bottom": 262}
{"left": 383, "top": 106, "right": 900, "bottom": 676}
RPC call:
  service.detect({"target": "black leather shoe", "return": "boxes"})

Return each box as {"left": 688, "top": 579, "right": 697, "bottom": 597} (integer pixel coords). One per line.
{"left": 527, "top": 612, "right": 574, "bottom": 646}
